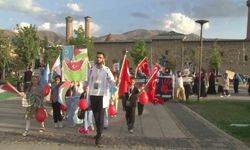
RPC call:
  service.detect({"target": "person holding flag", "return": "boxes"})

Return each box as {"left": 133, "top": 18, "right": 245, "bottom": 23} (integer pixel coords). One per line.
{"left": 85, "top": 52, "right": 116, "bottom": 147}
{"left": 19, "top": 73, "right": 45, "bottom": 137}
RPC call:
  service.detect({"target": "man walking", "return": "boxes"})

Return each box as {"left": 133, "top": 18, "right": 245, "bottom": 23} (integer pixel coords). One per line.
{"left": 85, "top": 52, "right": 116, "bottom": 147}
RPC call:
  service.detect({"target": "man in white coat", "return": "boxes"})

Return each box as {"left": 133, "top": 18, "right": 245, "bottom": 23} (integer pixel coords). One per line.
{"left": 85, "top": 52, "right": 116, "bottom": 147}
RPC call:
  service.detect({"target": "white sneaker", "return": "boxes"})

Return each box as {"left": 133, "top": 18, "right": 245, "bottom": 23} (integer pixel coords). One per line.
{"left": 39, "top": 127, "right": 45, "bottom": 133}
{"left": 220, "top": 95, "right": 224, "bottom": 98}
{"left": 129, "top": 129, "right": 133, "bottom": 134}
{"left": 59, "top": 122, "right": 63, "bottom": 128}
{"left": 54, "top": 123, "right": 59, "bottom": 128}
{"left": 22, "top": 130, "right": 28, "bottom": 137}
{"left": 227, "top": 94, "right": 231, "bottom": 97}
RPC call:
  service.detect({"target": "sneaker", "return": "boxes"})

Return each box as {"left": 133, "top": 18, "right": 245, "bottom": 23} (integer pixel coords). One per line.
{"left": 227, "top": 94, "right": 231, "bottom": 97}
{"left": 39, "top": 127, "right": 45, "bottom": 133}
{"left": 54, "top": 123, "right": 59, "bottom": 128}
{"left": 88, "top": 125, "right": 95, "bottom": 131}
{"left": 129, "top": 129, "right": 133, "bottom": 134}
{"left": 220, "top": 95, "right": 224, "bottom": 98}
{"left": 22, "top": 130, "right": 28, "bottom": 137}
{"left": 58, "top": 122, "right": 63, "bottom": 128}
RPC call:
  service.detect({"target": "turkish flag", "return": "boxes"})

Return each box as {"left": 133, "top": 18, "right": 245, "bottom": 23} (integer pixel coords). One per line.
{"left": 146, "top": 64, "right": 160, "bottom": 101}
{"left": 118, "top": 55, "right": 131, "bottom": 97}
{"left": 0, "top": 82, "right": 21, "bottom": 95}
{"left": 135, "top": 57, "right": 151, "bottom": 77}
{"left": 152, "top": 63, "right": 160, "bottom": 75}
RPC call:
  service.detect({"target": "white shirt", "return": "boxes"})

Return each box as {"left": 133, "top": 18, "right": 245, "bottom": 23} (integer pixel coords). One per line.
{"left": 88, "top": 65, "right": 115, "bottom": 96}
{"left": 175, "top": 76, "right": 184, "bottom": 88}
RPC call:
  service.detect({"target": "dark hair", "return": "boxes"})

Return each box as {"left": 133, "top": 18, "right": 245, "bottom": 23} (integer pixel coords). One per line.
{"left": 96, "top": 52, "right": 105, "bottom": 58}
{"left": 55, "top": 75, "right": 61, "bottom": 82}
{"left": 131, "top": 76, "right": 136, "bottom": 80}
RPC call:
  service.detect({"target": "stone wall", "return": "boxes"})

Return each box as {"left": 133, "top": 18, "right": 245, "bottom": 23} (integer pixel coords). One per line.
{"left": 93, "top": 39, "right": 250, "bottom": 74}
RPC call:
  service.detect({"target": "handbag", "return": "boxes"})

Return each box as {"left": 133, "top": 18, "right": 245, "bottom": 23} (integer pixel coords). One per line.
{"left": 77, "top": 109, "right": 85, "bottom": 119}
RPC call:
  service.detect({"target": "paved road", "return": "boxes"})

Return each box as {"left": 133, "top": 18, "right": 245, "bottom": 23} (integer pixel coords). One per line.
{"left": 0, "top": 96, "right": 249, "bottom": 150}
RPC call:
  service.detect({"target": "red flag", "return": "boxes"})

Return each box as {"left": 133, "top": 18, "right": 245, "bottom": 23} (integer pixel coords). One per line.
{"left": 146, "top": 64, "right": 160, "bottom": 101}
{"left": 152, "top": 63, "right": 160, "bottom": 75}
{"left": 135, "top": 57, "right": 151, "bottom": 77}
{"left": 0, "top": 82, "right": 20, "bottom": 95}
{"left": 118, "top": 55, "right": 131, "bottom": 97}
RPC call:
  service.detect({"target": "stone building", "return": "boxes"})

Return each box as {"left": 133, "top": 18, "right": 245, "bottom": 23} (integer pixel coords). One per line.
{"left": 93, "top": 32, "right": 250, "bottom": 74}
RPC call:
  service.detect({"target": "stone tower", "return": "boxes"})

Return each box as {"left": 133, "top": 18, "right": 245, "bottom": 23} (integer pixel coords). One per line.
{"left": 66, "top": 16, "right": 73, "bottom": 42}
{"left": 85, "top": 16, "right": 91, "bottom": 38}
{"left": 247, "top": 0, "right": 250, "bottom": 39}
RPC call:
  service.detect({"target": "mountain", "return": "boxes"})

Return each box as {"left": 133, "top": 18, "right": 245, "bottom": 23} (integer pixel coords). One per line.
{"left": 95, "top": 29, "right": 165, "bottom": 41}
{"left": 0, "top": 29, "right": 65, "bottom": 44}
{"left": 94, "top": 29, "right": 200, "bottom": 42}
{"left": 1, "top": 28, "right": 200, "bottom": 44}
{"left": 38, "top": 30, "right": 65, "bottom": 44}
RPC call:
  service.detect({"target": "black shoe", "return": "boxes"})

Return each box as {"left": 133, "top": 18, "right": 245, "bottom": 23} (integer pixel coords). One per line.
{"left": 95, "top": 136, "right": 103, "bottom": 148}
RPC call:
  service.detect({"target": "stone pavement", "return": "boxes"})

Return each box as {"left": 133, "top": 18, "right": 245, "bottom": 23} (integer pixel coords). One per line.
{"left": 0, "top": 96, "right": 249, "bottom": 150}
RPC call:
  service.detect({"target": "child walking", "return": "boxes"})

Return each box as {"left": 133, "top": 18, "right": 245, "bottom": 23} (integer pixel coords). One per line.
{"left": 50, "top": 75, "right": 63, "bottom": 128}
{"left": 20, "top": 74, "right": 45, "bottom": 136}
{"left": 124, "top": 77, "right": 139, "bottom": 133}
{"left": 79, "top": 86, "right": 94, "bottom": 134}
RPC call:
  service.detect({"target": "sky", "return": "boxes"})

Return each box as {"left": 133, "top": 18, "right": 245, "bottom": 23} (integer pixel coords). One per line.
{"left": 0, "top": 0, "right": 248, "bottom": 39}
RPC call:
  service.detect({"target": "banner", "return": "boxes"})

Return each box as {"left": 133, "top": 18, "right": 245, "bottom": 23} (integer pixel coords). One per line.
{"left": 225, "top": 70, "right": 235, "bottom": 80}
{"left": 156, "top": 76, "right": 173, "bottom": 98}
{"left": 62, "top": 46, "right": 88, "bottom": 81}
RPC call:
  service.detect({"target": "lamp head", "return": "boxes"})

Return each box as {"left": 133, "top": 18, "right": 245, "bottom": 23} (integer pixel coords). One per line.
{"left": 195, "top": 20, "right": 209, "bottom": 25}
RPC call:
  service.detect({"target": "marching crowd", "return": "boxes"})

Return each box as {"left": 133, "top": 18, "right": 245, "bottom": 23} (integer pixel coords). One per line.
{"left": 18, "top": 51, "right": 250, "bottom": 147}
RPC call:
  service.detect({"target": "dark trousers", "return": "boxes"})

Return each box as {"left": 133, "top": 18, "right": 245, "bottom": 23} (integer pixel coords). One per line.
{"left": 184, "top": 84, "right": 191, "bottom": 100}
{"left": 234, "top": 83, "right": 239, "bottom": 93}
{"left": 137, "top": 102, "right": 144, "bottom": 116}
{"left": 225, "top": 89, "right": 230, "bottom": 96}
{"left": 52, "top": 102, "right": 62, "bottom": 123}
{"left": 125, "top": 107, "right": 135, "bottom": 130}
{"left": 218, "top": 85, "right": 224, "bottom": 95}
{"left": 24, "top": 82, "right": 31, "bottom": 92}
{"left": 90, "top": 96, "right": 104, "bottom": 138}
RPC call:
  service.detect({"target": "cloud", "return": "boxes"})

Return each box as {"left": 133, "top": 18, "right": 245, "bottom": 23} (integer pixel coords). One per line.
{"left": 164, "top": 13, "right": 209, "bottom": 34}
{"left": 0, "top": 0, "right": 44, "bottom": 13}
{"left": 67, "top": 3, "right": 82, "bottom": 12}
{"left": 13, "top": 22, "right": 31, "bottom": 32}
{"left": 191, "top": 0, "right": 246, "bottom": 18}
{"left": 55, "top": 23, "right": 66, "bottom": 28}
{"left": 18, "top": 22, "right": 31, "bottom": 28}
{"left": 157, "top": 0, "right": 246, "bottom": 18}
{"left": 130, "top": 12, "right": 150, "bottom": 19}
{"left": 38, "top": 22, "right": 50, "bottom": 30}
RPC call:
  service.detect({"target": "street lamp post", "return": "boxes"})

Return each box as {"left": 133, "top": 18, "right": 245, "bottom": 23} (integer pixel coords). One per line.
{"left": 195, "top": 19, "right": 209, "bottom": 101}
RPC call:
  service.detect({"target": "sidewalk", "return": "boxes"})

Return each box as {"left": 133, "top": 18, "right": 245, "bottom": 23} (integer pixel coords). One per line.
{"left": 0, "top": 97, "right": 249, "bottom": 149}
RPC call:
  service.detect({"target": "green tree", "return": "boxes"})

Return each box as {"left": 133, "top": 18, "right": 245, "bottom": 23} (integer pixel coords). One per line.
{"left": 40, "top": 36, "right": 61, "bottom": 68}
{"left": 13, "top": 24, "right": 40, "bottom": 67}
{"left": 68, "top": 25, "right": 95, "bottom": 60}
{"left": 0, "top": 31, "right": 11, "bottom": 80}
{"left": 191, "top": 48, "right": 200, "bottom": 72}
{"left": 130, "top": 39, "right": 148, "bottom": 65}
{"left": 209, "top": 42, "right": 222, "bottom": 73}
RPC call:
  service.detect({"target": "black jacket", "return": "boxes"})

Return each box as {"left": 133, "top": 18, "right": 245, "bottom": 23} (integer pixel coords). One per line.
{"left": 122, "top": 87, "right": 139, "bottom": 108}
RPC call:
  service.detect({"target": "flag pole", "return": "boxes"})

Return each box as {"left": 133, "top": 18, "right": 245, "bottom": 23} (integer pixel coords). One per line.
{"left": 150, "top": 46, "right": 153, "bottom": 69}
